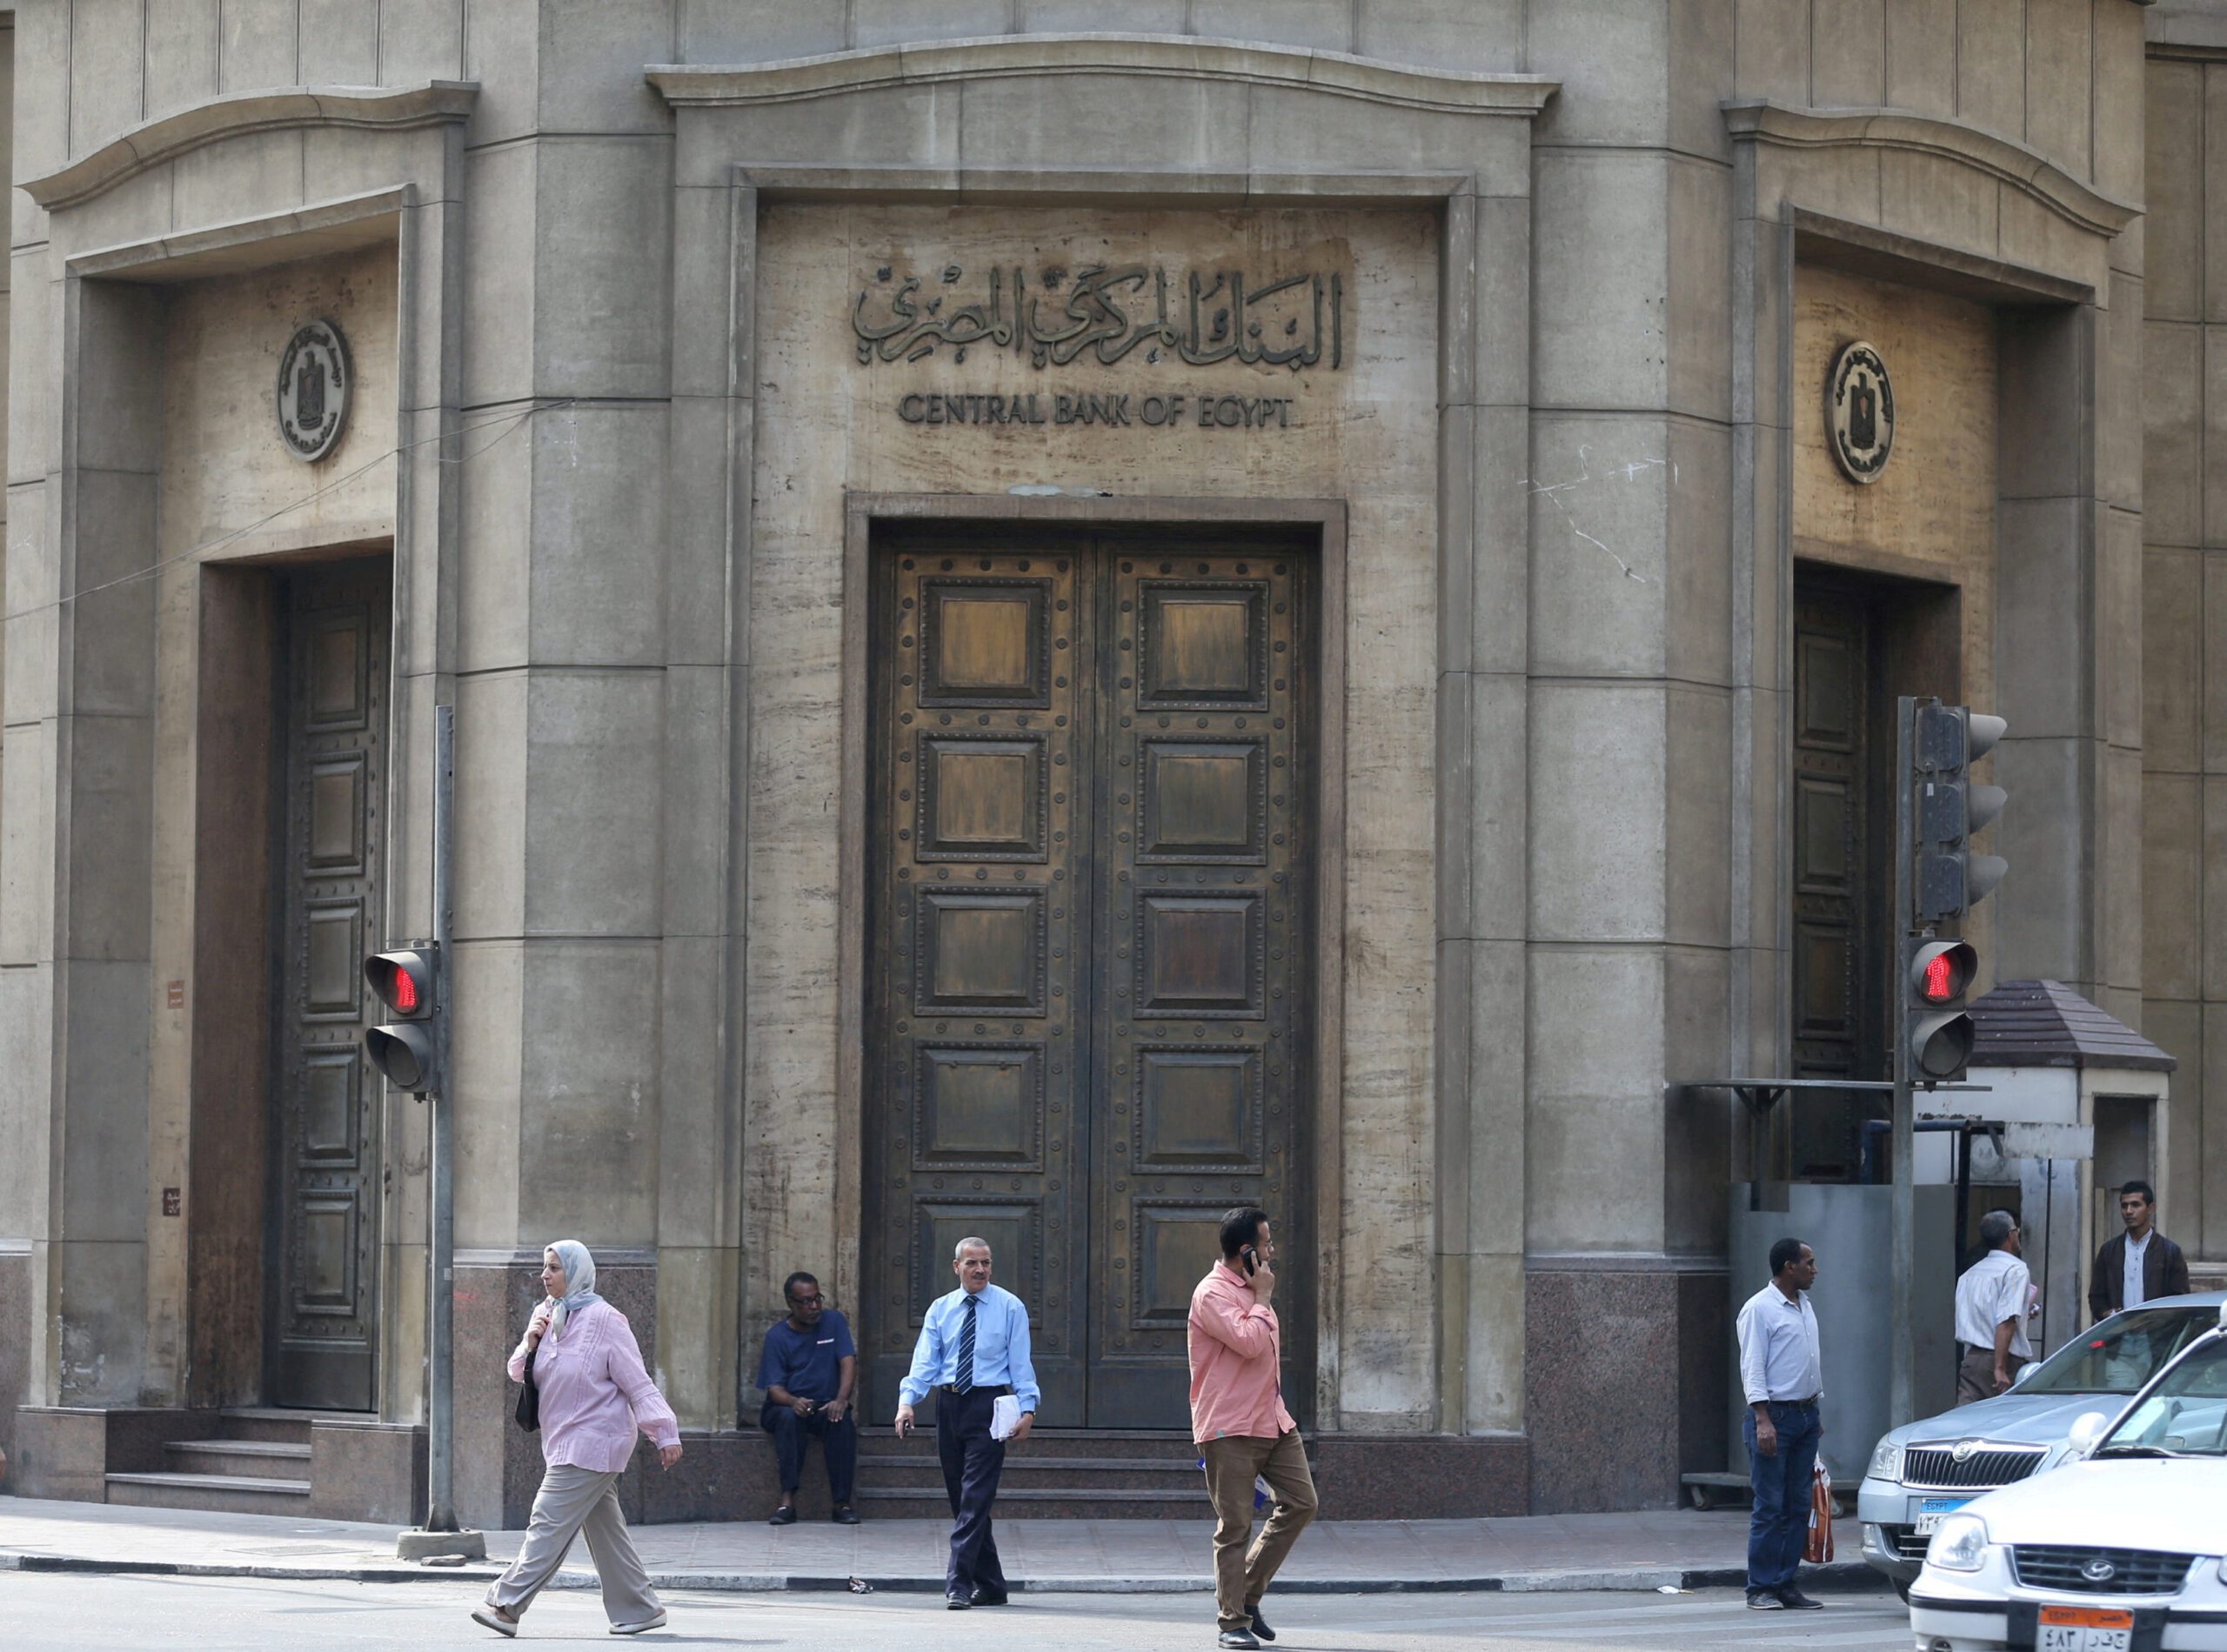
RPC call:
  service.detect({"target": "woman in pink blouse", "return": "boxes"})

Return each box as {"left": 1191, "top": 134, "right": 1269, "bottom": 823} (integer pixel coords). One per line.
{"left": 472, "top": 1241, "right": 682, "bottom": 1637}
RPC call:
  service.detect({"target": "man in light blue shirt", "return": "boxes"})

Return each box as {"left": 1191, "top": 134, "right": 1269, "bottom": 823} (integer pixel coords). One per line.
{"left": 894, "top": 1237, "right": 1040, "bottom": 1609}
{"left": 1735, "top": 1237, "right": 1825, "bottom": 1614}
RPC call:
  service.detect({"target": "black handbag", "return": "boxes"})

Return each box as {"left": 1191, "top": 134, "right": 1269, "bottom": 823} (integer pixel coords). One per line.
{"left": 514, "top": 1334, "right": 542, "bottom": 1434}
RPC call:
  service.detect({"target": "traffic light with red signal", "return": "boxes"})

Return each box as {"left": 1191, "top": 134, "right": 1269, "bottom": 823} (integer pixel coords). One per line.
{"left": 364, "top": 945, "right": 442, "bottom": 1096}
{"left": 1907, "top": 938, "right": 1979, "bottom": 1080}
{"left": 1898, "top": 700, "right": 2008, "bottom": 1086}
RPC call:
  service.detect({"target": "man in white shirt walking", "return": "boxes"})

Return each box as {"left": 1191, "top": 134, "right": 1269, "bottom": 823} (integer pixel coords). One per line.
{"left": 1735, "top": 1237, "right": 1825, "bottom": 1613}
{"left": 1954, "top": 1210, "right": 2035, "bottom": 1403}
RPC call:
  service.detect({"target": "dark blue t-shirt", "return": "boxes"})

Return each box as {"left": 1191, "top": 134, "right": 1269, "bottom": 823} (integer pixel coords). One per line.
{"left": 757, "top": 1308, "right": 855, "bottom": 1401}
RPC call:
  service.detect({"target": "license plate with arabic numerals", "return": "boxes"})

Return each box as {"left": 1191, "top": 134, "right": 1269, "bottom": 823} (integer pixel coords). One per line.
{"left": 2038, "top": 1604, "right": 2135, "bottom": 1652}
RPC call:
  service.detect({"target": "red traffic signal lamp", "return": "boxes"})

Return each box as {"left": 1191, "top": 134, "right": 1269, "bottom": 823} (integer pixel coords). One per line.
{"left": 1907, "top": 939, "right": 1978, "bottom": 1082}
{"left": 364, "top": 946, "right": 441, "bottom": 1095}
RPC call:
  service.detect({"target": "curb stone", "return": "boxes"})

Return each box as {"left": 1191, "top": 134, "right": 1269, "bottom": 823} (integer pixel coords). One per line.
{"left": 0, "top": 1554, "right": 1891, "bottom": 1595}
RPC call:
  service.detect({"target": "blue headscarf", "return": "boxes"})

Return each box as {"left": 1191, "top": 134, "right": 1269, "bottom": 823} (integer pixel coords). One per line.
{"left": 545, "top": 1240, "right": 604, "bottom": 1338}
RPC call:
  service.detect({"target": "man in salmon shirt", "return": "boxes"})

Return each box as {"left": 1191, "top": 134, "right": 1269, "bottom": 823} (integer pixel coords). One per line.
{"left": 1187, "top": 1206, "right": 1317, "bottom": 1650}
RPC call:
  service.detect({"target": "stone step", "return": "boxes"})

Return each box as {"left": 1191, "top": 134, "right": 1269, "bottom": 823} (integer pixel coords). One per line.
{"left": 164, "top": 1439, "right": 313, "bottom": 1480}
{"left": 858, "top": 1429, "right": 1199, "bottom": 1461}
{"left": 213, "top": 1408, "right": 323, "bottom": 1446}
{"left": 856, "top": 1456, "right": 1208, "bottom": 1493}
{"left": 105, "top": 1471, "right": 312, "bottom": 1516}
{"left": 855, "top": 1485, "right": 1208, "bottom": 1520}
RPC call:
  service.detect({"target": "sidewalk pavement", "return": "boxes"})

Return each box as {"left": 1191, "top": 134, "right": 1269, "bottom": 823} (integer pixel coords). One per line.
{"left": 0, "top": 1494, "right": 1880, "bottom": 1595}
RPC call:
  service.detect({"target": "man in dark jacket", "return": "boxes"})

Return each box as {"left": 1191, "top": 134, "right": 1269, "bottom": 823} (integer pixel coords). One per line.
{"left": 2088, "top": 1180, "right": 2190, "bottom": 1322}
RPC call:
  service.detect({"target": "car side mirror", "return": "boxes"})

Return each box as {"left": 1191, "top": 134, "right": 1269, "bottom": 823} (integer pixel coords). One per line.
{"left": 2065, "top": 1412, "right": 2110, "bottom": 1458}
{"left": 2010, "top": 1362, "right": 2036, "bottom": 1387}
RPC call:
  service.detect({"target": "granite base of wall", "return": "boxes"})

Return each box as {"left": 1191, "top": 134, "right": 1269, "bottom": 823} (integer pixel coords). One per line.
{"left": 311, "top": 1420, "right": 426, "bottom": 1525}
{"left": 1524, "top": 1266, "right": 1728, "bottom": 1515}
{"left": 0, "top": 1252, "right": 28, "bottom": 1470}
{"left": 1673, "top": 1271, "right": 1730, "bottom": 1481}
{"left": 1312, "top": 1433, "right": 1528, "bottom": 1518}
{"left": 453, "top": 1256, "right": 659, "bottom": 1530}
{"left": 10, "top": 1407, "right": 218, "bottom": 1502}
{"left": 636, "top": 1429, "right": 799, "bottom": 1523}
{"left": 12, "top": 1408, "right": 109, "bottom": 1501}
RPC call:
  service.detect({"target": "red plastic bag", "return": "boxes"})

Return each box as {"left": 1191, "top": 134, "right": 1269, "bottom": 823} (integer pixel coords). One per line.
{"left": 1803, "top": 1462, "right": 1835, "bottom": 1563}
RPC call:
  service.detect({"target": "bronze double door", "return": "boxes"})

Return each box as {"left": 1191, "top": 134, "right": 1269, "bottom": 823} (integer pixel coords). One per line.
{"left": 268, "top": 562, "right": 391, "bottom": 1410}
{"left": 864, "top": 531, "right": 1314, "bottom": 1428}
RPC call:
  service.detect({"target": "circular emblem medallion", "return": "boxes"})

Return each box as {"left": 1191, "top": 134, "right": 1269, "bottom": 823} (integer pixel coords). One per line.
{"left": 1824, "top": 338, "right": 1894, "bottom": 485}
{"left": 1951, "top": 1439, "right": 1979, "bottom": 1463}
{"left": 2081, "top": 1557, "right": 2117, "bottom": 1583}
{"left": 276, "top": 319, "right": 351, "bottom": 462}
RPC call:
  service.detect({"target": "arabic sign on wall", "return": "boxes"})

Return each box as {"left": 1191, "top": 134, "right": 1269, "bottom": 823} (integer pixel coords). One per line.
{"left": 853, "top": 260, "right": 1344, "bottom": 372}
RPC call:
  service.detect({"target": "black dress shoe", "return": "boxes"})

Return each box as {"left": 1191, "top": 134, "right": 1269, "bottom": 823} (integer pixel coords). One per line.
{"left": 1777, "top": 1587, "right": 1824, "bottom": 1610}
{"left": 1247, "top": 1602, "right": 1274, "bottom": 1642}
{"left": 969, "top": 1587, "right": 1009, "bottom": 1606}
{"left": 945, "top": 1594, "right": 972, "bottom": 1609}
{"left": 767, "top": 1504, "right": 797, "bottom": 1526}
{"left": 831, "top": 1503, "right": 861, "bottom": 1525}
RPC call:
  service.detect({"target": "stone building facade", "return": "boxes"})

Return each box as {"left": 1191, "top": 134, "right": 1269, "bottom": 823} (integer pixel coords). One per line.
{"left": 0, "top": 0, "right": 2207, "bottom": 1526}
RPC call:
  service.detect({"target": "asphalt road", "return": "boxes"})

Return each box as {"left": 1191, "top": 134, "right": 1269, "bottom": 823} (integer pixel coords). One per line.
{"left": 0, "top": 1574, "right": 1915, "bottom": 1650}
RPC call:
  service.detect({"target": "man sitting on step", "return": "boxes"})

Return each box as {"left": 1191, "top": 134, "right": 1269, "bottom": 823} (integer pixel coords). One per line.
{"left": 757, "top": 1272, "right": 860, "bottom": 1525}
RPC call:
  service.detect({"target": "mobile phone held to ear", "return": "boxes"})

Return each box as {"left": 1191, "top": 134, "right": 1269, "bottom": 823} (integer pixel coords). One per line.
{"left": 1240, "top": 1245, "right": 1259, "bottom": 1277}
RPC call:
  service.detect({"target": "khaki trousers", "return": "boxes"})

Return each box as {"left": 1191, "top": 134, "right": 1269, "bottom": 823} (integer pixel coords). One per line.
{"left": 486, "top": 1462, "right": 661, "bottom": 1625}
{"left": 1201, "top": 1430, "right": 1318, "bottom": 1632}
{"left": 1955, "top": 1347, "right": 2029, "bottom": 1406}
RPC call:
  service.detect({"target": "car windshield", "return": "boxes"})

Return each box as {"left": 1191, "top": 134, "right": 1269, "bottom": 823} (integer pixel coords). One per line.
{"left": 2097, "top": 1335, "right": 2227, "bottom": 1458}
{"left": 2017, "top": 1307, "right": 2216, "bottom": 1395}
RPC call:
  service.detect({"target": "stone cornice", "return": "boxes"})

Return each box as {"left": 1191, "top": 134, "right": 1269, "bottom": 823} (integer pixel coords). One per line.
{"left": 23, "top": 81, "right": 479, "bottom": 211}
{"left": 1722, "top": 99, "right": 2139, "bottom": 236}
{"left": 649, "top": 33, "right": 1558, "bottom": 116}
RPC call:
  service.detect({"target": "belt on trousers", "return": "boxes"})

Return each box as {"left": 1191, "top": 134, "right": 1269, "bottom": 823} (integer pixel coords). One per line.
{"left": 1766, "top": 1395, "right": 1821, "bottom": 1407}
{"left": 940, "top": 1382, "right": 1012, "bottom": 1398}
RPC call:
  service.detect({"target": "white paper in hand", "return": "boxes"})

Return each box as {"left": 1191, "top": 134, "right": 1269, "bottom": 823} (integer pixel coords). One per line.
{"left": 990, "top": 1394, "right": 1023, "bottom": 1441}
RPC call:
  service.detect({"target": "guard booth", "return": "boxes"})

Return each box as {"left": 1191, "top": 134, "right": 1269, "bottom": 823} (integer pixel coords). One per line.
{"left": 1934, "top": 980, "right": 2177, "bottom": 1357}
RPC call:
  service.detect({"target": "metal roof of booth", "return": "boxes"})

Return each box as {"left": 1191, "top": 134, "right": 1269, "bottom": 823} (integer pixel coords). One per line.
{"left": 1968, "top": 978, "right": 2177, "bottom": 1072}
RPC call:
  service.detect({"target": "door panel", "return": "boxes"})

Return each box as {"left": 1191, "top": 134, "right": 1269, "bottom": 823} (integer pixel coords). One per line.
{"left": 271, "top": 564, "right": 390, "bottom": 1410}
{"left": 1791, "top": 605, "right": 1868, "bottom": 1086}
{"left": 866, "top": 548, "right": 1093, "bottom": 1426}
{"left": 864, "top": 533, "right": 1311, "bottom": 1428}
{"left": 1087, "top": 550, "right": 1307, "bottom": 1426}
{"left": 1790, "top": 588, "right": 1886, "bottom": 1181}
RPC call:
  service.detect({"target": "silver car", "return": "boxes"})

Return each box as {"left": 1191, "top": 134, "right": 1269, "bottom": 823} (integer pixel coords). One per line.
{"left": 1858, "top": 1293, "right": 2224, "bottom": 1594}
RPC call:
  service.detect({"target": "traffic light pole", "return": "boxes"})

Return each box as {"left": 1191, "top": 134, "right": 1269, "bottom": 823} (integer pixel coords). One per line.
{"left": 398, "top": 704, "right": 480, "bottom": 1560}
{"left": 1889, "top": 698, "right": 1917, "bottom": 1431}
{"left": 430, "top": 702, "right": 458, "bottom": 1532}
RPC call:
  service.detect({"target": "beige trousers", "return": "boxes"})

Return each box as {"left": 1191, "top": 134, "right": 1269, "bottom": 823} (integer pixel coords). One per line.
{"left": 1201, "top": 1430, "right": 1318, "bottom": 1632}
{"left": 486, "top": 1462, "right": 661, "bottom": 1625}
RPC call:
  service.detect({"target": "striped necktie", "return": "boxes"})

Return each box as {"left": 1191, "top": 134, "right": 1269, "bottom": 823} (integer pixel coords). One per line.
{"left": 954, "top": 1292, "right": 978, "bottom": 1395}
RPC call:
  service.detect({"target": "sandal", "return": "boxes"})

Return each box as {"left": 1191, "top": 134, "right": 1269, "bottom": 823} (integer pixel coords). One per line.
{"left": 471, "top": 1604, "right": 518, "bottom": 1637}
